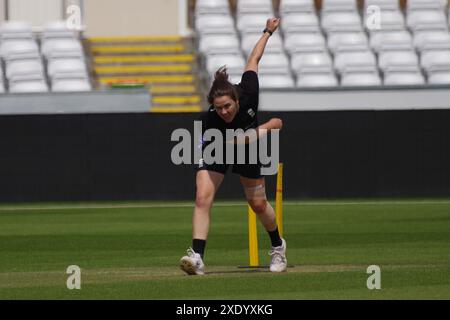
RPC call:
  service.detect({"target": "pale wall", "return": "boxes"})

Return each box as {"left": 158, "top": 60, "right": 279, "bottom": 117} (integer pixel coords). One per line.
{"left": 84, "top": 0, "right": 180, "bottom": 37}
{"left": 0, "top": 0, "right": 5, "bottom": 23}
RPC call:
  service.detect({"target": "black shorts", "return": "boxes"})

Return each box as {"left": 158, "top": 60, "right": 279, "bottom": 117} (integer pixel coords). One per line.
{"left": 196, "top": 162, "right": 262, "bottom": 179}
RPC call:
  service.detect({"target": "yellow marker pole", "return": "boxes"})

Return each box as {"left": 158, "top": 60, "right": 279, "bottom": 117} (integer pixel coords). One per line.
{"left": 275, "top": 163, "right": 284, "bottom": 238}
{"left": 248, "top": 206, "right": 259, "bottom": 267}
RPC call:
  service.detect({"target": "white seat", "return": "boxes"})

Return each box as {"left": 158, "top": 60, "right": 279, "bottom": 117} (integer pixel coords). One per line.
{"left": 259, "top": 74, "right": 295, "bottom": 88}
{"left": 51, "top": 75, "right": 91, "bottom": 92}
{"left": 199, "top": 34, "right": 240, "bottom": 55}
{"left": 370, "top": 31, "right": 414, "bottom": 53}
{"left": 291, "top": 52, "right": 333, "bottom": 73}
{"left": 428, "top": 71, "right": 450, "bottom": 84}
{"left": 284, "top": 33, "right": 327, "bottom": 54}
{"left": 41, "top": 39, "right": 84, "bottom": 58}
{"left": 406, "top": 10, "right": 448, "bottom": 32}
{"left": 281, "top": 13, "right": 320, "bottom": 33}
{"left": 206, "top": 54, "right": 246, "bottom": 74}
{"left": 0, "top": 21, "right": 33, "bottom": 40}
{"left": 327, "top": 32, "right": 369, "bottom": 53}
{"left": 237, "top": 14, "right": 271, "bottom": 33}
{"left": 258, "top": 53, "right": 291, "bottom": 74}
{"left": 280, "top": 0, "right": 316, "bottom": 15}
{"left": 322, "top": 0, "right": 358, "bottom": 13}
{"left": 296, "top": 72, "right": 338, "bottom": 87}
{"left": 237, "top": 0, "right": 274, "bottom": 16}
{"left": 383, "top": 72, "right": 425, "bottom": 85}
{"left": 195, "top": 0, "right": 230, "bottom": 15}
{"left": 378, "top": 51, "right": 420, "bottom": 73}
{"left": 43, "top": 20, "right": 77, "bottom": 39}
{"left": 365, "top": 10, "right": 406, "bottom": 32}
{"left": 334, "top": 51, "right": 377, "bottom": 74}
{"left": 5, "top": 59, "right": 44, "bottom": 79}
{"left": 420, "top": 50, "right": 450, "bottom": 73}
{"left": 195, "top": 15, "right": 235, "bottom": 35}
{"left": 364, "top": 0, "right": 400, "bottom": 11}
{"left": 413, "top": 31, "right": 450, "bottom": 52}
{"left": 407, "top": 0, "right": 446, "bottom": 11}
{"left": 241, "top": 33, "right": 283, "bottom": 55}
{"left": 321, "top": 12, "right": 363, "bottom": 33}
{"left": 47, "top": 58, "right": 88, "bottom": 79}
{"left": 0, "top": 40, "right": 40, "bottom": 60}
{"left": 9, "top": 75, "right": 49, "bottom": 93}
{"left": 341, "top": 72, "right": 382, "bottom": 86}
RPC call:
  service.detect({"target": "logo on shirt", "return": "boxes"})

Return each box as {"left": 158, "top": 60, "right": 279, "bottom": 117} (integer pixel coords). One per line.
{"left": 247, "top": 108, "right": 255, "bottom": 118}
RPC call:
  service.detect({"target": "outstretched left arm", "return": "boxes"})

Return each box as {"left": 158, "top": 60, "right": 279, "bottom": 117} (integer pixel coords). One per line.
{"left": 245, "top": 18, "right": 281, "bottom": 74}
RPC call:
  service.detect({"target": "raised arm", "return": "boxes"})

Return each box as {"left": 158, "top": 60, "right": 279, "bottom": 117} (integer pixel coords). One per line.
{"left": 245, "top": 18, "right": 281, "bottom": 73}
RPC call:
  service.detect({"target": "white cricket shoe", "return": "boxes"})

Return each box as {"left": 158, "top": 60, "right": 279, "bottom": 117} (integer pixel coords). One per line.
{"left": 180, "top": 248, "right": 205, "bottom": 275}
{"left": 269, "top": 238, "right": 287, "bottom": 272}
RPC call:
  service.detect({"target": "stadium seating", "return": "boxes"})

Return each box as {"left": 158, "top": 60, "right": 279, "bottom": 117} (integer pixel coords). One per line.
{"left": 370, "top": 31, "right": 414, "bottom": 53}
{"left": 428, "top": 71, "right": 450, "bottom": 84}
{"left": 281, "top": 13, "right": 321, "bottom": 33}
{"left": 406, "top": 10, "right": 448, "bottom": 32}
{"left": 364, "top": 0, "right": 400, "bottom": 11}
{"left": 334, "top": 51, "right": 377, "bottom": 74}
{"left": 194, "top": 0, "right": 450, "bottom": 88}
{"left": 258, "top": 53, "right": 291, "bottom": 74}
{"left": 406, "top": 0, "right": 446, "bottom": 11}
{"left": 341, "top": 71, "right": 382, "bottom": 86}
{"left": 291, "top": 52, "right": 334, "bottom": 73}
{"left": 384, "top": 71, "right": 426, "bottom": 85}
{"left": 279, "top": 0, "right": 315, "bottom": 16}
{"left": 327, "top": 32, "right": 369, "bottom": 54}
{"left": 195, "top": 15, "right": 235, "bottom": 35}
{"left": 199, "top": 34, "right": 241, "bottom": 55}
{"left": 413, "top": 31, "right": 450, "bottom": 51}
{"left": 195, "top": 0, "right": 231, "bottom": 16}
{"left": 421, "top": 50, "right": 450, "bottom": 74}
{"left": 296, "top": 72, "right": 338, "bottom": 87}
{"left": 51, "top": 73, "right": 91, "bottom": 92}
{"left": 321, "top": 12, "right": 363, "bottom": 34}
{"left": 0, "top": 20, "right": 90, "bottom": 93}
{"left": 322, "top": 0, "right": 358, "bottom": 13}
{"left": 284, "top": 33, "right": 327, "bottom": 54}
{"left": 367, "top": 10, "right": 406, "bottom": 31}
{"left": 8, "top": 74, "right": 49, "bottom": 93}
{"left": 259, "top": 74, "right": 295, "bottom": 88}
{"left": 237, "top": 0, "right": 274, "bottom": 16}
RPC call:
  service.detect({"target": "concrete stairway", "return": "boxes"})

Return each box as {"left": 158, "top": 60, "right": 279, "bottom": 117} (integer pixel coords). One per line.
{"left": 87, "top": 36, "right": 204, "bottom": 112}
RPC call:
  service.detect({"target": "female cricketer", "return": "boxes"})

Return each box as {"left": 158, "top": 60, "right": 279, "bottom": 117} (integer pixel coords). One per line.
{"left": 180, "top": 18, "right": 287, "bottom": 275}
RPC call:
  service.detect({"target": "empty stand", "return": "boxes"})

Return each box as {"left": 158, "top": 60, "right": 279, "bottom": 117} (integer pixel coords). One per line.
{"left": 0, "top": 19, "right": 90, "bottom": 93}
{"left": 296, "top": 72, "right": 338, "bottom": 87}
{"left": 341, "top": 72, "right": 382, "bottom": 86}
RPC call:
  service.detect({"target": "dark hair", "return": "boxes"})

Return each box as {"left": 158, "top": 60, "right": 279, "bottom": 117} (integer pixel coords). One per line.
{"left": 207, "top": 66, "right": 239, "bottom": 105}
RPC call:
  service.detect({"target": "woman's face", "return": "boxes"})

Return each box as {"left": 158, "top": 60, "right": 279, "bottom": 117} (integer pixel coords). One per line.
{"left": 213, "top": 95, "right": 239, "bottom": 123}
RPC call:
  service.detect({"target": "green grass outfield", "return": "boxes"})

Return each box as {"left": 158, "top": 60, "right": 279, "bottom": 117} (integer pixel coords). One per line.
{"left": 0, "top": 199, "right": 449, "bottom": 299}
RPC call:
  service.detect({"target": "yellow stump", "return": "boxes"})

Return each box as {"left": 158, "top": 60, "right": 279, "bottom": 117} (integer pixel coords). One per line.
{"left": 246, "top": 162, "right": 283, "bottom": 268}
{"left": 275, "top": 163, "right": 284, "bottom": 238}
{"left": 248, "top": 206, "right": 259, "bottom": 267}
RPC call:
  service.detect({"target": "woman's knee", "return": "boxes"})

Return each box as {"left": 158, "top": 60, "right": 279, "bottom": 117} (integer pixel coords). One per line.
{"left": 249, "top": 199, "right": 267, "bottom": 214}
{"left": 195, "top": 191, "right": 214, "bottom": 209}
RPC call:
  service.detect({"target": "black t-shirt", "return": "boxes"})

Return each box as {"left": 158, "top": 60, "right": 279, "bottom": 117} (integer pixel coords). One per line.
{"left": 199, "top": 70, "right": 259, "bottom": 134}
